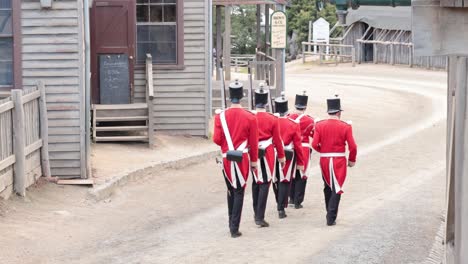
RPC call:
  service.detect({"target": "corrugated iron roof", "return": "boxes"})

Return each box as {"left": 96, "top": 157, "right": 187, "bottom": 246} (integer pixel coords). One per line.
{"left": 212, "top": 0, "right": 288, "bottom": 5}
{"left": 345, "top": 7, "right": 412, "bottom": 31}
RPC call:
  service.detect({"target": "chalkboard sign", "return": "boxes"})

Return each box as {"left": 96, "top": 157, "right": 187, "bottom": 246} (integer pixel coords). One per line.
{"left": 99, "top": 54, "right": 130, "bottom": 104}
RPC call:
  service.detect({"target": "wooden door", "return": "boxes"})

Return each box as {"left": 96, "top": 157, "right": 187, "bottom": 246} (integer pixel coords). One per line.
{"left": 91, "top": 0, "right": 136, "bottom": 104}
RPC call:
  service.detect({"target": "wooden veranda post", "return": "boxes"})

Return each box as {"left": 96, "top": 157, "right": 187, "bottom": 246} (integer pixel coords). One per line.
{"left": 146, "top": 54, "right": 155, "bottom": 149}
{"left": 216, "top": 5, "right": 222, "bottom": 81}
{"left": 224, "top": 5, "right": 232, "bottom": 81}
{"left": 11, "top": 90, "right": 26, "bottom": 196}
{"left": 256, "top": 5, "right": 262, "bottom": 80}
{"left": 38, "top": 81, "right": 51, "bottom": 178}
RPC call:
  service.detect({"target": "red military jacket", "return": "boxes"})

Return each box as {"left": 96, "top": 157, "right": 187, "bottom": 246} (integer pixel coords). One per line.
{"left": 288, "top": 112, "right": 315, "bottom": 179}
{"left": 213, "top": 107, "right": 259, "bottom": 188}
{"left": 312, "top": 118, "right": 357, "bottom": 194}
{"left": 276, "top": 116, "right": 305, "bottom": 182}
{"left": 288, "top": 113, "right": 315, "bottom": 145}
{"left": 254, "top": 110, "right": 286, "bottom": 183}
{"left": 257, "top": 111, "right": 285, "bottom": 160}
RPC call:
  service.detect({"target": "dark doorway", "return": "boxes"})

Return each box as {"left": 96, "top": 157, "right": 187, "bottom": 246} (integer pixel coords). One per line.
{"left": 91, "top": 0, "right": 136, "bottom": 104}
{"left": 363, "top": 24, "right": 374, "bottom": 62}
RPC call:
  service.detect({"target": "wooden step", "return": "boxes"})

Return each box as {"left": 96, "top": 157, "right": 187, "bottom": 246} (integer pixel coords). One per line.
{"left": 95, "top": 136, "right": 149, "bottom": 142}
{"left": 95, "top": 126, "right": 149, "bottom": 132}
{"left": 95, "top": 116, "right": 149, "bottom": 122}
{"left": 92, "top": 103, "right": 148, "bottom": 110}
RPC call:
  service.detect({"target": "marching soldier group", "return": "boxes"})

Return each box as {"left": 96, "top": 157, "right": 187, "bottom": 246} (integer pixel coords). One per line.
{"left": 213, "top": 80, "right": 358, "bottom": 238}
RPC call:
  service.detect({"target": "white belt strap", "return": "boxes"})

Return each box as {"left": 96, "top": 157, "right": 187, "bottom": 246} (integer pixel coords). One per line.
{"left": 302, "top": 143, "right": 311, "bottom": 148}
{"left": 296, "top": 114, "right": 305, "bottom": 122}
{"left": 220, "top": 110, "right": 248, "bottom": 189}
{"left": 284, "top": 142, "right": 294, "bottom": 150}
{"left": 321, "top": 152, "right": 346, "bottom": 157}
{"left": 259, "top": 138, "right": 273, "bottom": 149}
{"left": 222, "top": 145, "right": 249, "bottom": 157}
{"left": 220, "top": 110, "right": 235, "bottom": 151}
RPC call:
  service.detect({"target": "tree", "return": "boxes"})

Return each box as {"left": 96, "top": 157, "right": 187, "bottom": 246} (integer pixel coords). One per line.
{"left": 230, "top": 5, "right": 259, "bottom": 54}
{"left": 286, "top": 0, "right": 337, "bottom": 51}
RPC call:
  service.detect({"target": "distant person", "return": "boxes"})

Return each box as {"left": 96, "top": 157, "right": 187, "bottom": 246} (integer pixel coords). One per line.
{"left": 312, "top": 95, "right": 357, "bottom": 226}
{"left": 252, "top": 84, "right": 286, "bottom": 227}
{"left": 288, "top": 91, "right": 315, "bottom": 209}
{"left": 213, "top": 80, "right": 259, "bottom": 238}
{"left": 273, "top": 92, "right": 305, "bottom": 219}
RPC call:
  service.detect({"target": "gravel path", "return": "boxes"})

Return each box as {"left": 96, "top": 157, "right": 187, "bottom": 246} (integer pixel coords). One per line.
{"left": 0, "top": 64, "right": 447, "bottom": 264}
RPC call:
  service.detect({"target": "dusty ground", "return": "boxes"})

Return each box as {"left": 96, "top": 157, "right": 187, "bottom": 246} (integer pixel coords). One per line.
{"left": 91, "top": 134, "right": 217, "bottom": 185}
{"left": 0, "top": 63, "right": 447, "bottom": 264}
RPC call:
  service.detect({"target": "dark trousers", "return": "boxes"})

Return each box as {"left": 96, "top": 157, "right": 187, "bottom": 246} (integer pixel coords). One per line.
{"left": 252, "top": 157, "right": 271, "bottom": 221}
{"left": 272, "top": 179, "right": 290, "bottom": 212}
{"left": 224, "top": 173, "right": 245, "bottom": 233}
{"left": 323, "top": 180, "right": 341, "bottom": 224}
{"left": 273, "top": 160, "right": 292, "bottom": 211}
{"left": 290, "top": 170, "right": 307, "bottom": 206}
{"left": 252, "top": 181, "right": 270, "bottom": 221}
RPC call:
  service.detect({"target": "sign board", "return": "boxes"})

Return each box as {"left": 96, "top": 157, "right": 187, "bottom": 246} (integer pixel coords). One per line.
{"left": 271, "top": 11, "right": 287, "bottom": 49}
{"left": 312, "top": 18, "right": 330, "bottom": 43}
{"left": 99, "top": 54, "right": 130, "bottom": 104}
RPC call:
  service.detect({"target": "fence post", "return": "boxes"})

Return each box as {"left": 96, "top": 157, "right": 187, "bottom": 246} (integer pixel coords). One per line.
{"left": 409, "top": 45, "right": 413, "bottom": 68}
{"left": 11, "top": 90, "right": 26, "bottom": 196}
{"left": 319, "top": 49, "right": 323, "bottom": 65}
{"left": 352, "top": 47, "right": 356, "bottom": 67}
{"left": 302, "top": 43, "right": 306, "bottom": 63}
{"left": 358, "top": 42, "right": 362, "bottom": 64}
{"left": 38, "top": 82, "right": 51, "bottom": 178}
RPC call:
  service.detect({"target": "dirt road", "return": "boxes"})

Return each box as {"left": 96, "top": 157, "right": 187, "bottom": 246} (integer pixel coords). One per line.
{"left": 0, "top": 64, "right": 447, "bottom": 264}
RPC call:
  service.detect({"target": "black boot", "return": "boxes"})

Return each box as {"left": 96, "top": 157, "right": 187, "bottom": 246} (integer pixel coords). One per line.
{"left": 231, "top": 231, "right": 242, "bottom": 238}
{"left": 294, "top": 204, "right": 303, "bottom": 209}
{"left": 278, "top": 210, "right": 287, "bottom": 219}
{"left": 255, "top": 220, "right": 270, "bottom": 228}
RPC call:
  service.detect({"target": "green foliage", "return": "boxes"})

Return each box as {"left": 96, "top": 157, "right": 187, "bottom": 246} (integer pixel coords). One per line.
{"left": 286, "top": 1, "right": 337, "bottom": 49}
{"left": 231, "top": 5, "right": 259, "bottom": 54}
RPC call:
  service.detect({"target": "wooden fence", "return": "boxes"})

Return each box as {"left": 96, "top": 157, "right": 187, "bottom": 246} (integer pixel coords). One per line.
{"left": 302, "top": 42, "right": 356, "bottom": 67}
{"left": 0, "top": 82, "right": 50, "bottom": 198}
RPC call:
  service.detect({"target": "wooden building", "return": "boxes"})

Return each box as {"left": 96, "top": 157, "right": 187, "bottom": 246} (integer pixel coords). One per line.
{"left": 0, "top": 0, "right": 211, "bottom": 181}
{"left": 0, "top": 1, "right": 88, "bottom": 179}
{"left": 332, "top": 7, "right": 447, "bottom": 69}
{"left": 91, "top": 0, "right": 211, "bottom": 138}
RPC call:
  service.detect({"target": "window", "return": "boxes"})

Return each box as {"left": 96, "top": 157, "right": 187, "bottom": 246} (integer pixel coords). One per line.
{"left": 136, "top": 0, "right": 182, "bottom": 65}
{"left": 0, "top": 0, "right": 13, "bottom": 86}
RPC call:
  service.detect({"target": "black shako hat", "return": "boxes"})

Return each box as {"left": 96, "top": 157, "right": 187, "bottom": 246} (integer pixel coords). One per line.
{"left": 275, "top": 92, "right": 288, "bottom": 115}
{"left": 229, "top": 79, "right": 244, "bottom": 103}
{"left": 295, "top": 91, "right": 308, "bottom": 109}
{"left": 327, "top": 94, "right": 343, "bottom": 114}
{"left": 254, "top": 83, "right": 269, "bottom": 108}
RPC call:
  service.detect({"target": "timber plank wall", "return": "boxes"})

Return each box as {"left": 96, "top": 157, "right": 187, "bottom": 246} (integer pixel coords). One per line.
{"left": 21, "top": 0, "right": 85, "bottom": 178}
{"left": 343, "top": 22, "right": 447, "bottom": 69}
{"left": 134, "top": 0, "right": 210, "bottom": 137}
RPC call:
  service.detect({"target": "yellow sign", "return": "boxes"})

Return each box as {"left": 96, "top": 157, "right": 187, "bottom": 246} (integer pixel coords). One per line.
{"left": 271, "top": 11, "right": 287, "bottom": 49}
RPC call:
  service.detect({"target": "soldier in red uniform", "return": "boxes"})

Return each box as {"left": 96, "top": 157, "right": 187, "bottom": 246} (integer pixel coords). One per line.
{"left": 213, "top": 80, "right": 259, "bottom": 238}
{"left": 288, "top": 91, "right": 315, "bottom": 209}
{"left": 252, "top": 84, "right": 286, "bottom": 227}
{"left": 272, "top": 93, "right": 305, "bottom": 219}
{"left": 312, "top": 96, "right": 357, "bottom": 226}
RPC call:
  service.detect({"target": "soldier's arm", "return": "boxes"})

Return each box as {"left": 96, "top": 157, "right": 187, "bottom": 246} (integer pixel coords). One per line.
{"left": 212, "top": 114, "right": 223, "bottom": 146}
{"left": 346, "top": 125, "right": 357, "bottom": 162}
{"left": 293, "top": 125, "right": 305, "bottom": 167}
{"left": 312, "top": 127, "right": 321, "bottom": 153}
{"left": 273, "top": 119, "right": 286, "bottom": 162}
{"left": 308, "top": 118, "right": 315, "bottom": 138}
{"left": 249, "top": 117, "right": 259, "bottom": 167}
